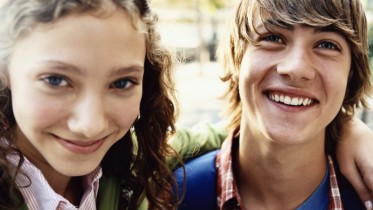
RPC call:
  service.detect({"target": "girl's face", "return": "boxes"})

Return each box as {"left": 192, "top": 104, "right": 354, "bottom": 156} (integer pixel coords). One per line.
{"left": 8, "top": 10, "right": 145, "bottom": 177}
{"left": 239, "top": 12, "right": 351, "bottom": 145}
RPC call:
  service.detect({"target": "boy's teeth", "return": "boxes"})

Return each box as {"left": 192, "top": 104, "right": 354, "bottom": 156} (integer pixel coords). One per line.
{"left": 269, "top": 93, "right": 313, "bottom": 106}
{"left": 274, "top": 95, "right": 280, "bottom": 102}
{"left": 284, "top": 96, "right": 291, "bottom": 104}
{"left": 290, "top": 98, "right": 298, "bottom": 105}
{"left": 303, "top": 98, "right": 309, "bottom": 106}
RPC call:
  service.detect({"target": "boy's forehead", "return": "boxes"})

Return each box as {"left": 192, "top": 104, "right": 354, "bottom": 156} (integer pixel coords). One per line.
{"left": 251, "top": 11, "right": 293, "bottom": 31}
{"left": 251, "top": 8, "right": 340, "bottom": 32}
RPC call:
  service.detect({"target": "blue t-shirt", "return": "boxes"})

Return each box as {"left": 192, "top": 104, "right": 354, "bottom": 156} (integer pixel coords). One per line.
{"left": 297, "top": 165, "right": 329, "bottom": 210}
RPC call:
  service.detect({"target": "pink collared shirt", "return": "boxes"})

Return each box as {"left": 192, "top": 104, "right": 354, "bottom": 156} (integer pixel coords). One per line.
{"left": 9, "top": 154, "right": 102, "bottom": 210}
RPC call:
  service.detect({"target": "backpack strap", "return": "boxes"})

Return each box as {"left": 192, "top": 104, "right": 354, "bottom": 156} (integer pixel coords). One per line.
{"left": 174, "top": 150, "right": 218, "bottom": 210}
{"left": 12, "top": 190, "right": 27, "bottom": 210}
{"left": 96, "top": 176, "right": 120, "bottom": 210}
{"left": 20, "top": 202, "right": 28, "bottom": 210}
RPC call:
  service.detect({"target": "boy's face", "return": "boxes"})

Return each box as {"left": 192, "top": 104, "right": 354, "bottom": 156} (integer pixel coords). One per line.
{"left": 8, "top": 10, "right": 145, "bottom": 178}
{"left": 238, "top": 12, "right": 351, "bottom": 145}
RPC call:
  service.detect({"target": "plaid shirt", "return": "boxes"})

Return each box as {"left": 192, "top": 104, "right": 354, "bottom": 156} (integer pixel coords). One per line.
{"left": 216, "top": 135, "right": 343, "bottom": 210}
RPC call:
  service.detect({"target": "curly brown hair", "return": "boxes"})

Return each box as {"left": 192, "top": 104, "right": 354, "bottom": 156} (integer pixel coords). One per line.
{"left": 0, "top": 0, "right": 180, "bottom": 209}
{"left": 218, "top": 0, "right": 372, "bottom": 151}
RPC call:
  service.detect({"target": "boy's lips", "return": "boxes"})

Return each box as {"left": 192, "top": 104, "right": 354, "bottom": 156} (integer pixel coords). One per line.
{"left": 267, "top": 92, "right": 315, "bottom": 106}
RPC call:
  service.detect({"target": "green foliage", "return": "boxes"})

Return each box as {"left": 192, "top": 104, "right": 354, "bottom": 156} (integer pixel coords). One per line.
{"left": 369, "top": 23, "right": 373, "bottom": 59}
{"left": 200, "top": 0, "right": 226, "bottom": 14}
{"left": 154, "top": 0, "right": 227, "bottom": 14}
{"left": 159, "top": 0, "right": 194, "bottom": 8}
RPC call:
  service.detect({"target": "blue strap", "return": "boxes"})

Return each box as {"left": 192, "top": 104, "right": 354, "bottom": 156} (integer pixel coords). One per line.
{"left": 174, "top": 150, "right": 218, "bottom": 210}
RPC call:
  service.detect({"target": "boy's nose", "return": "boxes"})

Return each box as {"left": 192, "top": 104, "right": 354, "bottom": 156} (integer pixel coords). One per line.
{"left": 276, "top": 47, "right": 316, "bottom": 81}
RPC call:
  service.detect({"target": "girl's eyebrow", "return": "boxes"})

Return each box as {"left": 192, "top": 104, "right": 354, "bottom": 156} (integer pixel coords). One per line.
{"left": 37, "top": 60, "right": 144, "bottom": 76}
{"left": 38, "top": 60, "right": 84, "bottom": 75}
{"left": 109, "top": 65, "right": 144, "bottom": 77}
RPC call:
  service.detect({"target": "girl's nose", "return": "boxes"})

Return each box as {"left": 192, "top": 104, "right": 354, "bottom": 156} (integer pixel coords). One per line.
{"left": 67, "top": 94, "right": 108, "bottom": 139}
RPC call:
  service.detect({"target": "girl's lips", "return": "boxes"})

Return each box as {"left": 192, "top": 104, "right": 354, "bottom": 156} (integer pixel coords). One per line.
{"left": 56, "top": 137, "right": 105, "bottom": 154}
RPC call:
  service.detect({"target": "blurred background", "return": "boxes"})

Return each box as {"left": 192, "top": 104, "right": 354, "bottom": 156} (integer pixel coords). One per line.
{"left": 150, "top": 0, "right": 373, "bottom": 128}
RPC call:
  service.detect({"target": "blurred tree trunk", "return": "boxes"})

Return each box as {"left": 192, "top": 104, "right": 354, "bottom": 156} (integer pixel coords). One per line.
{"left": 195, "top": 0, "right": 210, "bottom": 75}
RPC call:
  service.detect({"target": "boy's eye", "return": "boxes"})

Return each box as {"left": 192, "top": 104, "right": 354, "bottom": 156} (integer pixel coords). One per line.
{"left": 42, "top": 76, "right": 68, "bottom": 87}
{"left": 111, "top": 79, "right": 134, "bottom": 89}
{"left": 262, "top": 34, "right": 283, "bottom": 43}
{"left": 317, "top": 41, "right": 340, "bottom": 51}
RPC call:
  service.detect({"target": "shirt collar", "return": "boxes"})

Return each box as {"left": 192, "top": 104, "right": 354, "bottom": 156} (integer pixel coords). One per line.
{"left": 9, "top": 154, "right": 102, "bottom": 210}
{"left": 216, "top": 134, "right": 343, "bottom": 210}
{"left": 216, "top": 134, "right": 241, "bottom": 209}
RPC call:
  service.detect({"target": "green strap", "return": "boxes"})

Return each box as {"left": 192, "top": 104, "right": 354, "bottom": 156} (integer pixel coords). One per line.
{"left": 11, "top": 191, "right": 27, "bottom": 210}
{"left": 20, "top": 203, "right": 28, "bottom": 210}
{"left": 97, "top": 176, "right": 121, "bottom": 210}
{"left": 19, "top": 176, "right": 120, "bottom": 210}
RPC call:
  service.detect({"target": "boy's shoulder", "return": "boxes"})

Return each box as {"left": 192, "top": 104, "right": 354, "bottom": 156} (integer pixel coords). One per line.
{"left": 174, "top": 150, "right": 219, "bottom": 210}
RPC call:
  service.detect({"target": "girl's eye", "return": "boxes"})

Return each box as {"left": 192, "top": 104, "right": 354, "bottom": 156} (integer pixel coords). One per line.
{"left": 41, "top": 76, "right": 68, "bottom": 87}
{"left": 262, "top": 34, "right": 283, "bottom": 43}
{"left": 111, "top": 79, "right": 135, "bottom": 89}
{"left": 317, "top": 41, "right": 340, "bottom": 51}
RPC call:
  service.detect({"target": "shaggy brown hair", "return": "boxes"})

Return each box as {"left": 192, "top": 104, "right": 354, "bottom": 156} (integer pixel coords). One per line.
{"left": 218, "top": 0, "right": 372, "bottom": 151}
{"left": 0, "top": 0, "right": 180, "bottom": 209}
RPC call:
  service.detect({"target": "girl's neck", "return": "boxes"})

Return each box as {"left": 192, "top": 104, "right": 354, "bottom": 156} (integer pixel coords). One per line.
{"left": 39, "top": 163, "right": 84, "bottom": 205}
{"left": 14, "top": 126, "right": 84, "bottom": 205}
{"left": 63, "top": 177, "right": 84, "bottom": 206}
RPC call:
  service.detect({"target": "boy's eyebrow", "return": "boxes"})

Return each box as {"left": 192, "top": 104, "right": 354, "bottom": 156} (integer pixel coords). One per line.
{"left": 256, "top": 20, "right": 339, "bottom": 35}
{"left": 314, "top": 26, "right": 338, "bottom": 33}
{"left": 255, "top": 20, "right": 294, "bottom": 32}
{"left": 267, "top": 19, "right": 293, "bottom": 30}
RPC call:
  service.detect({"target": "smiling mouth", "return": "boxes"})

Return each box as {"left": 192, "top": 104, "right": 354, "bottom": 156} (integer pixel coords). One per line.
{"left": 67, "top": 140, "right": 102, "bottom": 146}
{"left": 55, "top": 136, "right": 106, "bottom": 154}
{"left": 267, "top": 92, "right": 316, "bottom": 106}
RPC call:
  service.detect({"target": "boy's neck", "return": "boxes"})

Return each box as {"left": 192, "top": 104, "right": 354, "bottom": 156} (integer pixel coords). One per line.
{"left": 234, "top": 135, "right": 327, "bottom": 210}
